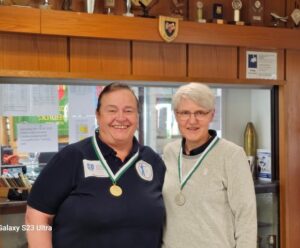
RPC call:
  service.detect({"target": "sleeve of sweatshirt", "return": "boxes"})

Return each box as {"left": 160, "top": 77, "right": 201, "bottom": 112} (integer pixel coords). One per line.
{"left": 226, "top": 146, "right": 257, "bottom": 248}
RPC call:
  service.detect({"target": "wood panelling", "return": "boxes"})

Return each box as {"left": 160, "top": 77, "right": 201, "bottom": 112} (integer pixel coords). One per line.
{"left": 239, "top": 48, "right": 285, "bottom": 80}
{"left": 41, "top": 9, "right": 161, "bottom": 40}
{"left": 40, "top": 9, "right": 300, "bottom": 50}
{"left": 188, "top": 45, "right": 237, "bottom": 79}
{"left": 0, "top": 33, "right": 68, "bottom": 71}
{"left": 132, "top": 41, "right": 186, "bottom": 77}
{"left": 285, "top": 50, "right": 300, "bottom": 248}
{"left": 0, "top": 6, "right": 40, "bottom": 34}
{"left": 70, "top": 38, "right": 130, "bottom": 75}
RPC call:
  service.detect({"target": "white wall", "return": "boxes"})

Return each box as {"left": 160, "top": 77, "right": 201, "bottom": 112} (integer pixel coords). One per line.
{"left": 222, "top": 88, "right": 271, "bottom": 150}
{"left": 251, "top": 89, "right": 271, "bottom": 150}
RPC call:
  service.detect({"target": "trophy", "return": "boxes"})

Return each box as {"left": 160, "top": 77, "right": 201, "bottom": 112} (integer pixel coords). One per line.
{"left": 171, "top": 0, "right": 186, "bottom": 20}
{"left": 196, "top": 1, "right": 206, "bottom": 23}
{"left": 270, "top": 12, "right": 288, "bottom": 27}
{"left": 213, "top": 3, "right": 225, "bottom": 24}
{"left": 123, "top": 0, "right": 134, "bottom": 17}
{"left": 231, "top": 0, "right": 244, "bottom": 25}
{"left": 104, "top": 0, "right": 115, "bottom": 15}
{"left": 86, "top": 0, "right": 95, "bottom": 13}
{"left": 138, "top": 1, "right": 156, "bottom": 18}
{"left": 249, "top": 0, "right": 264, "bottom": 25}
{"left": 291, "top": 7, "right": 300, "bottom": 27}
{"left": 131, "top": 0, "right": 158, "bottom": 18}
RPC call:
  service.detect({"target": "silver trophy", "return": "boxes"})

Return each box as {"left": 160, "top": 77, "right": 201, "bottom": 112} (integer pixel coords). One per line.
{"left": 86, "top": 0, "right": 95, "bottom": 13}
{"left": 196, "top": 1, "right": 206, "bottom": 23}
{"left": 232, "top": 0, "right": 242, "bottom": 22}
{"left": 123, "top": 0, "right": 134, "bottom": 17}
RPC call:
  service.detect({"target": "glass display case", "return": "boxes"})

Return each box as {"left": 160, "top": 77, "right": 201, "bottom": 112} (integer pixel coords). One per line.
{"left": 255, "top": 181, "right": 279, "bottom": 248}
{"left": 0, "top": 81, "right": 279, "bottom": 247}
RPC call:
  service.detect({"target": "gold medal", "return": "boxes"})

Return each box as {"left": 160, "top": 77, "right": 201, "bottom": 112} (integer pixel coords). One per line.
{"left": 175, "top": 192, "right": 186, "bottom": 206}
{"left": 110, "top": 184, "right": 123, "bottom": 197}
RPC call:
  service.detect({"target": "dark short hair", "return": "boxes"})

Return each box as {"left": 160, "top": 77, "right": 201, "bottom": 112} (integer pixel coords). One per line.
{"left": 96, "top": 82, "right": 139, "bottom": 112}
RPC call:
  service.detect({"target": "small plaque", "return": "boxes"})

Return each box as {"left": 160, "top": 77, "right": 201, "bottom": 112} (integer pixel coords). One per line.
{"left": 158, "top": 16, "right": 179, "bottom": 42}
{"left": 213, "top": 3, "right": 223, "bottom": 19}
{"left": 213, "top": 3, "right": 225, "bottom": 24}
{"left": 291, "top": 8, "right": 300, "bottom": 27}
{"left": 249, "top": 0, "right": 264, "bottom": 25}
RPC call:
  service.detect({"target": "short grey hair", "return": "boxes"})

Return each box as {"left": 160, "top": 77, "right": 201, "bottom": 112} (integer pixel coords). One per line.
{"left": 172, "top": 82, "right": 215, "bottom": 111}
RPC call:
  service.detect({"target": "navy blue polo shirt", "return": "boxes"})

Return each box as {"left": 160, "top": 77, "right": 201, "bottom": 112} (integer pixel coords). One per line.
{"left": 27, "top": 132, "right": 166, "bottom": 248}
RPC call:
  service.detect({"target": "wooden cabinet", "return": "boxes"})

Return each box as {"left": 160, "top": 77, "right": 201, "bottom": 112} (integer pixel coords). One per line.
{"left": 188, "top": 45, "right": 237, "bottom": 79}
{"left": 0, "top": 33, "right": 68, "bottom": 71}
{"left": 70, "top": 38, "right": 131, "bottom": 75}
{"left": 132, "top": 41, "right": 186, "bottom": 77}
{"left": 0, "top": 6, "right": 40, "bottom": 33}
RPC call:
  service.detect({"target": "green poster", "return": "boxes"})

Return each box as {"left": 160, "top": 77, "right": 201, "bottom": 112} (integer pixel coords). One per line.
{"left": 13, "top": 86, "right": 68, "bottom": 139}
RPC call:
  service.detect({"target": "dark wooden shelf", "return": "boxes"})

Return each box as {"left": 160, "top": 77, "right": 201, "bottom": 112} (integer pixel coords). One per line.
{"left": 0, "top": 198, "right": 26, "bottom": 215}
{"left": 1, "top": 6, "right": 300, "bottom": 50}
{"left": 40, "top": 9, "right": 300, "bottom": 49}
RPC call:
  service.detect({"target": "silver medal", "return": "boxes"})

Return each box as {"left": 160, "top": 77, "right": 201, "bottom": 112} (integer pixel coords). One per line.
{"left": 175, "top": 192, "right": 186, "bottom": 206}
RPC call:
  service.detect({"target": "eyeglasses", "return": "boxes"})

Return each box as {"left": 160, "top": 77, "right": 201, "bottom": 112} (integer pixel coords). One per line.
{"left": 176, "top": 110, "right": 211, "bottom": 121}
{"left": 102, "top": 107, "right": 138, "bottom": 118}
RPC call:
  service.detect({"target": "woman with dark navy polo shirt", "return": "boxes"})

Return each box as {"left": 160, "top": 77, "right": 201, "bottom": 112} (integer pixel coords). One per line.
{"left": 25, "top": 83, "right": 166, "bottom": 248}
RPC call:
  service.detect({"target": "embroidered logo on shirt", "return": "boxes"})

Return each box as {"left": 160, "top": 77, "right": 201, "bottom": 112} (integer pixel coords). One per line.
{"left": 135, "top": 160, "right": 153, "bottom": 181}
{"left": 83, "top": 159, "right": 109, "bottom": 178}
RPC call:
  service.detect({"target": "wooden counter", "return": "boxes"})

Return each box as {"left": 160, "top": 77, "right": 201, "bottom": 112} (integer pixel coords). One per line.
{"left": 0, "top": 198, "right": 26, "bottom": 215}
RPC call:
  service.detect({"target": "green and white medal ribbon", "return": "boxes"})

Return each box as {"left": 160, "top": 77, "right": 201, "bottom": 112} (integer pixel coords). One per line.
{"left": 175, "top": 136, "right": 219, "bottom": 206}
{"left": 92, "top": 134, "right": 139, "bottom": 197}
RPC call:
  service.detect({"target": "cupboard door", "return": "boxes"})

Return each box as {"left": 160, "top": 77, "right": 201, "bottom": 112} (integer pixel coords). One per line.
{"left": 0, "top": 33, "right": 68, "bottom": 72}
{"left": 132, "top": 41, "right": 186, "bottom": 77}
{"left": 188, "top": 44, "right": 237, "bottom": 79}
{"left": 70, "top": 38, "right": 130, "bottom": 76}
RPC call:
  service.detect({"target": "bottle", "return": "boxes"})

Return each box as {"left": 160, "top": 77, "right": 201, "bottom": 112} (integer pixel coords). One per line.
{"left": 267, "top": 235, "right": 276, "bottom": 248}
{"left": 244, "top": 122, "right": 257, "bottom": 179}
